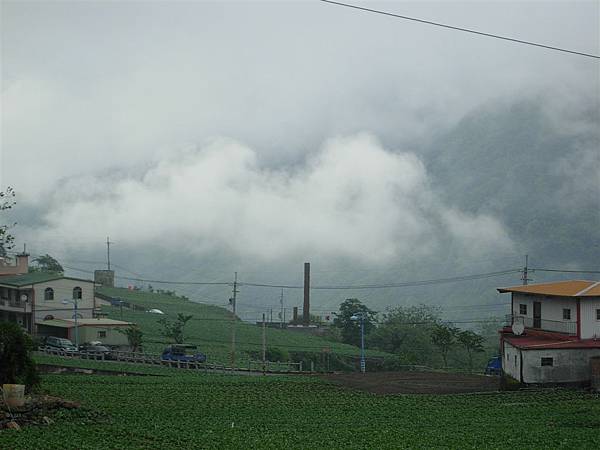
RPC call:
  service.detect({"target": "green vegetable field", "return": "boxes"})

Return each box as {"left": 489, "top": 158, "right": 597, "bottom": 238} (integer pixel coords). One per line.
{"left": 96, "top": 287, "right": 389, "bottom": 364}
{"left": 2, "top": 371, "right": 600, "bottom": 449}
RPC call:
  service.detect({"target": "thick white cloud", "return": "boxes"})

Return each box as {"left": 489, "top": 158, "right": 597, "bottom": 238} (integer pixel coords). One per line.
{"left": 23, "top": 134, "right": 513, "bottom": 262}
{"left": 1, "top": 1, "right": 598, "bottom": 199}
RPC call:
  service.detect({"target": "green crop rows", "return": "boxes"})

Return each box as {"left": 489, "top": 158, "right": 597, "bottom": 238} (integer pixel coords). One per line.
{"left": 2, "top": 372, "right": 600, "bottom": 449}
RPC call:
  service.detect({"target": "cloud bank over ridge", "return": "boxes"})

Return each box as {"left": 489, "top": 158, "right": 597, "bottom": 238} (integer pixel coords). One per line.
{"left": 22, "top": 134, "right": 513, "bottom": 263}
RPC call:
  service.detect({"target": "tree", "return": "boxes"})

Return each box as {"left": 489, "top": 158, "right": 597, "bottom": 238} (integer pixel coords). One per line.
{"left": 431, "top": 323, "right": 458, "bottom": 369}
{"left": 332, "top": 299, "right": 376, "bottom": 347}
{"left": 117, "top": 325, "right": 144, "bottom": 352}
{"left": 0, "top": 321, "right": 40, "bottom": 391}
{"left": 457, "top": 329, "right": 485, "bottom": 372}
{"left": 369, "top": 305, "right": 441, "bottom": 365}
{"left": 158, "top": 314, "right": 193, "bottom": 344}
{"left": 29, "top": 254, "right": 64, "bottom": 274}
{"left": 0, "top": 187, "right": 16, "bottom": 256}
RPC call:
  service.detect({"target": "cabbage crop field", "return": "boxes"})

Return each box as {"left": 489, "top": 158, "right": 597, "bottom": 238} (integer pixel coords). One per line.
{"left": 2, "top": 372, "right": 600, "bottom": 449}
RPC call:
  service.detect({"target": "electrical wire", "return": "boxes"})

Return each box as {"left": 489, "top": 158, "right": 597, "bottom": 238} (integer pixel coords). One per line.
{"left": 60, "top": 262, "right": 520, "bottom": 290}
{"left": 318, "top": 0, "right": 600, "bottom": 59}
{"left": 531, "top": 268, "right": 600, "bottom": 275}
{"left": 240, "top": 269, "right": 521, "bottom": 290}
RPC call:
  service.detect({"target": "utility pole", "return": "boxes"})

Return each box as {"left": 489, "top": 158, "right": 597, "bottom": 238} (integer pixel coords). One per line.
{"left": 279, "top": 289, "right": 284, "bottom": 329}
{"left": 521, "top": 254, "right": 531, "bottom": 285}
{"left": 106, "top": 236, "right": 112, "bottom": 270}
{"left": 230, "top": 272, "right": 238, "bottom": 368}
{"left": 351, "top": 312, "right": 366, "bottom": 374}
{"left": 262, "top": 312, "right": 267, "bottom": 375}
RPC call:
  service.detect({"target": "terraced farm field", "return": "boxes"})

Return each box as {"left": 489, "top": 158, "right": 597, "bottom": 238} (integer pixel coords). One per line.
{"left": 96, "top": 287, "right": 390, "bottom": 366}
{"left": 2, "top": 371, "right": 600, "bottom": 449}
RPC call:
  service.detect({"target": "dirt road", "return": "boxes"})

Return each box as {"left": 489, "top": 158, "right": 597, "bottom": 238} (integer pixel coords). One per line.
{"left": 322, "top": 371, "right": 500, "bottom": 394}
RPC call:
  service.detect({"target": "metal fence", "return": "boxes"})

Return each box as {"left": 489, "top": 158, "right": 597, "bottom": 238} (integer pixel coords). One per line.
{"left": 38, "top": 347, "right": 303, "bottom": 373}
{"left": 506, "top": 314, "right": 577, "bottom": 335}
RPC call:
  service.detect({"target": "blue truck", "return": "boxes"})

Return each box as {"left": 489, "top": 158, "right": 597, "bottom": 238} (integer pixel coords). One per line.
{"left": 161, "top": 344, "right": 207, "bottom": 363}
{"left": 485, "top": 356, "right": 502, "bottom": 375}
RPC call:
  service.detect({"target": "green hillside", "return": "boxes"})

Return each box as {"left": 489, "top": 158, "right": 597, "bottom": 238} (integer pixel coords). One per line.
{"left": 96, "top": 287, "right": 388, "bottom": 366}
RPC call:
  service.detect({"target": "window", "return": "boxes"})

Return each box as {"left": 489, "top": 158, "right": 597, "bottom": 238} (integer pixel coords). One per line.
{"left": 596, "top": 309, "right": 600, "bottom": 321}
{"left": 44, "top": 287, "right": 54, "bottom": 301}
{"left": 97, "top": 331, "right": 106, "bottom": 339}
{"left": 563, "top": 309, "right": 571, "bottom": 320}
{"left": 519, "top": 304, "right": 527, "bottom": 315}
{"left": 541, "top": 357, "right": 553, "bottom": 367}
{"left": 73, "top": 286, "right": 82, "bottom": 300}
{"left": 514, "top": 355, "right": 517, "bottom": 366}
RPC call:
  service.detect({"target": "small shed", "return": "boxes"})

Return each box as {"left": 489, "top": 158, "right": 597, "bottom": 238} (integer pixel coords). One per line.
{"left": 37, "top": 318, "right": 133, "bottom": 347}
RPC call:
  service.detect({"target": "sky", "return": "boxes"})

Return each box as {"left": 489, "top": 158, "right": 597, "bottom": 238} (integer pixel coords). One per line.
{"left": 1, "top": 1, "right": 598, "bottom": 285}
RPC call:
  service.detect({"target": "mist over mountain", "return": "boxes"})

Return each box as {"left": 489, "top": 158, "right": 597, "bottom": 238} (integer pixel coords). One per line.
{"left": 8, "top": 94, "right": 596, "bottom": 322}
{"left": 426, "top": 95, "right": 599, "bottom": 269}
{"left": 2, "top": 1, "right": 597, "bottom": 322}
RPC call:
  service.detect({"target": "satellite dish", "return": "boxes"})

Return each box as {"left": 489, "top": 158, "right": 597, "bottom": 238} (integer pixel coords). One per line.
{"left": 512, "top": 322, "right": 525, "bottom": 336}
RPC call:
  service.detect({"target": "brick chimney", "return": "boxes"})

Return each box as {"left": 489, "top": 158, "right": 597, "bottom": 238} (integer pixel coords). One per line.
{"left": 0, "top": 252, "right": 29, "bottom": 276}
{"left": 303, "top": 262, "right": 310, "bottom": 325}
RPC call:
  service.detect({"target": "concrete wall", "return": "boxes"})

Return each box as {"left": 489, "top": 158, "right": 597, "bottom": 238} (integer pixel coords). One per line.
{"left": 0, "top": 254, "right": 29, "bottom": 275}
{"left": 512, "top": 292, "right": 577, "bottom": 322}
{"left": 512, "top": 293, "right": 577, "bottom": 332}
{"left": 503, "top": 341, "right": 522, "bottom": 382}
{"left": 522, "top": 348, "right": 600, "bottom": 384}
{"left": 580, "top": 297, "right": 600, "bottom": 339}
{"left": 34, "top": 279, "right": 95, "bottom": 323}
{"left": 69, "top": 325, "right": 129, "bottom": 347}
{"left": 94, "top": 270, "right": 114, "bottom": 287}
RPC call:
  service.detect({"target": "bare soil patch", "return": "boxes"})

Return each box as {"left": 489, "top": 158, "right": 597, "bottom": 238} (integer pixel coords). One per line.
{"left": 322, "top": 371, "right": 500, "bottom": 394}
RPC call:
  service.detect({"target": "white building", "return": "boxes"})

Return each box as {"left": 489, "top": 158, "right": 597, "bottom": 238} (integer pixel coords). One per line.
{"left": 499, "top": 280, "right": 600, "bottom": 385}
{"left": 0, "top": 253, "right": 96, "bottom": 334}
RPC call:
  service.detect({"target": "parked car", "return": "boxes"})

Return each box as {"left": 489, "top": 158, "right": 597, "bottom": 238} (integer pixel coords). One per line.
{"left": 485, "top": 356, "right": 502, "bottom": 375}
{"left": 161, "top": 344, "right": 206, "bottom": 363}
{"left": 79, "top": 343, "right": 113, "bottom": 359}
{"left": 44, "top": 336, "right": 78, "bottom": 354}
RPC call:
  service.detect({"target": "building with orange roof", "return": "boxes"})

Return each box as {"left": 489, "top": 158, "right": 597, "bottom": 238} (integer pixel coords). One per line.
{"left": 497, "top": 279, "right": 600, "bottom": 385}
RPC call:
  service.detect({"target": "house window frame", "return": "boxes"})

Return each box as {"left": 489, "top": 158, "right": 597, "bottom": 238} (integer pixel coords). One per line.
{"left": 97, "top": 330, "right": 107, "bottom": 339}
{"left": 73, "top": 286, "right": 82, "bottom": 300}
{"left": 44, "top": 287, "right": 54, "bottom": 301}
{"left": 562, "top": 308, "right": 571, "bottom": 320}
{"left": 541, "top": 357, "right": 554, "bottom": 367}
{"left": 519, "top": 304, "right": 527, "bottom": 315}
{"left": 596, "top": 309, "right": 600, "bottom": 321}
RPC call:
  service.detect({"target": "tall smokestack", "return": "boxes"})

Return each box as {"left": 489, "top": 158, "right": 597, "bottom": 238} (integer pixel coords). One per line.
{"left": 303, "top": 262, "right": 310, "bottom": 325}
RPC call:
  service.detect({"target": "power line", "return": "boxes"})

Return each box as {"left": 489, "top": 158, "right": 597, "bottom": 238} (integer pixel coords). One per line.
{"left": 240, "top": 269, "right": 521, "bottom": 290}
{"left": 61, "top": 265, "right": 232, "bottom": 286}
{"left": 61, "top": 262, "right": 519, "bottom": 289}
{"left": 319, "top": 0, "right": 600, "bottom": 59}
{"left": 531, "top": 268, "right": 600, "bottom": 275}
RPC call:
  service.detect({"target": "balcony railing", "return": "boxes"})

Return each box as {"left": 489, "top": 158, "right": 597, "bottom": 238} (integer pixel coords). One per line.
{"left": 0, "top": 297, "right": 30, "bottom": 310}
{"left": 507, "top": 314, "right": 577, "bottom": 336}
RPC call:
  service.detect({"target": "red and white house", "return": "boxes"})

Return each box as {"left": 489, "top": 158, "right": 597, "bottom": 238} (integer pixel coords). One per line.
{"left": 499, "top": 280, "right": 600, "bottom": 385}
